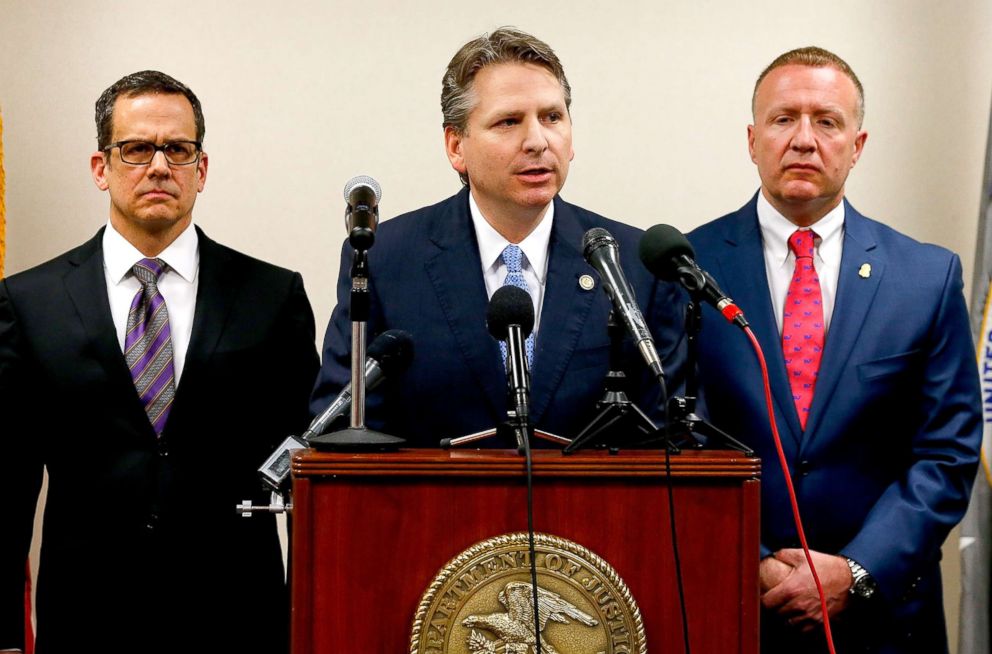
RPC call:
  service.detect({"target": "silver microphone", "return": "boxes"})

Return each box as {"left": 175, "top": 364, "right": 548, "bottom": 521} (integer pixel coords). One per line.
{"left": 583, "top": 227, "right": 664, "bottom": 379}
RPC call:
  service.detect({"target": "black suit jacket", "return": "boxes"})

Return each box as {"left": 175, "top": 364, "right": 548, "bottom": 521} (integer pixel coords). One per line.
{"left": 0, "top": 228, "right": 319, "bottom": 653}
{"left": 310, "top": 188, "right": 687, "bottom": 446}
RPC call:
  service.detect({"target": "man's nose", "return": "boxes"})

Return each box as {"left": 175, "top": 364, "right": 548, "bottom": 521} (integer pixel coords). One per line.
{"left": 146, "top": 149, "right": 172, "bottom": 176}
{"left": 790, "top": 116, "right": 816, "bottom": 152}
{"left": 522, "top": 116, "right": 550, "bottom": 154}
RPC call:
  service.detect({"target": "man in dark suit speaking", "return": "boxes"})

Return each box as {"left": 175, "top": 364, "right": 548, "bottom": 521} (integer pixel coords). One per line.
{"left": 311, "top": 28, "right": 686, "bottom": 446}
{"left": 687, "top": 47, "right": 982, "bottom": 653}
{"left": 0, "top": 71, "right": 319, "bottom": 652}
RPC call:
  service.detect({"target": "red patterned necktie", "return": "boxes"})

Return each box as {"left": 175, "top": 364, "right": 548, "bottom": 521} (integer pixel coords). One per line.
{"left": 782, "top": 230, "right": 824, "bottom": 430}
{"left": 125, "top": 258, "right": 176, "bottom": 437}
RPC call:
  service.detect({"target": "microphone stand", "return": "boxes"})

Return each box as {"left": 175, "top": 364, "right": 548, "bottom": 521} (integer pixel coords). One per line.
{"left": 564, "top": 310, "right": 662, "bottom": 454}
{"left": 503, "top": 323, "right": 534, "bottom": 451}
{"left": 441, "top": 330, "right": 570, "bottom": 450}
{"left": 440, "top": 425, "right": 571, "bottom": 449}
{"left": 310, "top": 249, "right": 404, "bottom": 450}
{"left": 645, "top": 296, "right": 753, "bottom": 454}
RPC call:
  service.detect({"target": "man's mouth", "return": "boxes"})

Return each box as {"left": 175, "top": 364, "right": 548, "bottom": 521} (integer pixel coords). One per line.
{"left": 517, "top": 167, "right": 553, "bottom": 180}
{"left": 785, "top": 163, "right": 820, "bottom": 172}
{"left": 142, "top": 189, "right": 174, "bottom": 199}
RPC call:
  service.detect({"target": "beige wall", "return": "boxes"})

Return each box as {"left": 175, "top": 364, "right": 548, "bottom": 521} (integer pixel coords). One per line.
{"left": 2, "top": 0, "right": 990, "bottom": 649}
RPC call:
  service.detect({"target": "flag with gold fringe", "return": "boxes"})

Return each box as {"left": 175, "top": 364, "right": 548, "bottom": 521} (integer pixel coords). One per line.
{"left": 960, "top": 103, "right": 992, "bottom": 654}
{"left": 0, "top": 104, "right": 34, "bottom": 654}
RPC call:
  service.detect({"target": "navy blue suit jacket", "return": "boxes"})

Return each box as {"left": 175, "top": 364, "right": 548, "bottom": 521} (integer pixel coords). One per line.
{"left": 311, "top": 188, "right": 687, "bottom": 447}
{"left": 688, "top": 195, "right": 981, "bottom": 653}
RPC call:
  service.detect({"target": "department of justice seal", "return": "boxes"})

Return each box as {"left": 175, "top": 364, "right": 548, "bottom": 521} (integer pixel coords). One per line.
{"left": 410, "top": 533, "right": 646, "bottom": 654}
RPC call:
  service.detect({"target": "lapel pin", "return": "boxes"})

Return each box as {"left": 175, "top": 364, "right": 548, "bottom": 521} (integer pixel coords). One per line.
{"left": 858, "top": 263, "right": 871, "bottom": 279}
{"left": 579, "top": 274, "right": 596, "bottom": 291}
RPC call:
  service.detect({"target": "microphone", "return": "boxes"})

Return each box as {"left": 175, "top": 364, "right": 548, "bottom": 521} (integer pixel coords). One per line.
{"left": 639, "top": 224, "right": 748, "bottom": 328}
{"left": 344, "top": 175, "right": 381, "bottom": 250}
{"left": 257, "top": 329, "right": 413, "bottom": 491}
{"left": 486, "top": 286, "right": 534, "bottom": 439}
{"left": 582, "top": 227, "right": 665, "bottom": 379}
{"left": 308, "top": 328, "right": 414, "bottom": 437}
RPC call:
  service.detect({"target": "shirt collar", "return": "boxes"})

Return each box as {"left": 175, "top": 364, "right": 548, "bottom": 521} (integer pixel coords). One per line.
{"left": 103, "top": 221, "right": 200, "bottom": 284}
{"left": 756, "top": 192, "right": 845, "bottom": 268}
{"left": 469, "top": 193, "right": 553, "bottom": 283}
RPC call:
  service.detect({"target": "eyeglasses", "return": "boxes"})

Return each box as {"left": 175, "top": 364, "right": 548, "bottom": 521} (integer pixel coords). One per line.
{"left": 104, "top": 140, "right": 202, "bottom": 166}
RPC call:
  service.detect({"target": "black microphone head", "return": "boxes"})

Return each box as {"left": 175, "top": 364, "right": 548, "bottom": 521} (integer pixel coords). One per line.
{"left": 344, "top": 175, "right": 381, "bottom": 250}
{"left": 486, "top": 286, "right": 535, "bottom": 341}
{"left": 343, "top": 175, "right": 382, "bottom": 204}
{"left": 639, "top": 224, "right": 696, "bottom": 281}
{"left": 582, "top": 227, "right": 617, "bottom": 263}
{"left": 367, "top": 329, "right": 414, "bottom": 376}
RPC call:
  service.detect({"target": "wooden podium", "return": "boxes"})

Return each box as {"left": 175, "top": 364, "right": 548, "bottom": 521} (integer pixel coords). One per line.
{"left": 291, "top": 448, "right": 760, "bottom": 653}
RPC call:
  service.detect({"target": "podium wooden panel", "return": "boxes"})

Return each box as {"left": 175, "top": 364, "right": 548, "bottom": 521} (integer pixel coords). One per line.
{"left": 291, "top": 448, "right": 760, "bottom": 653}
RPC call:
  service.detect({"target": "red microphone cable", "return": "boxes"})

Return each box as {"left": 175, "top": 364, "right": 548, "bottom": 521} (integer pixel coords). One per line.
{"left": 742, "top": 325, "right": 837, "bottom": 654}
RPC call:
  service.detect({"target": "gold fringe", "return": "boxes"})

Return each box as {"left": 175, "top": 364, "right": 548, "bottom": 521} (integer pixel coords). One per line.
{"left": 977, "top": 280, "right": 992, "bottom": 488}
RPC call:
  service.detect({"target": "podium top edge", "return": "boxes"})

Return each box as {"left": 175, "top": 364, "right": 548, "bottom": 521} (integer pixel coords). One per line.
{"left": 292, "top": 448, "right": 761, "bottom": 479}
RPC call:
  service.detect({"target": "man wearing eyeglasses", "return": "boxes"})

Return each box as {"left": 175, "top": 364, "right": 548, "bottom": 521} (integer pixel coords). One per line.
{"left": 0, "top": 71, "right": 318, "bottom": 653}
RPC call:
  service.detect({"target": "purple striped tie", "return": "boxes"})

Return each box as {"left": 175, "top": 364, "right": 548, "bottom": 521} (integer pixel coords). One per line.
{"left": 125, "top": 258, "right": 176, "bottom": 437}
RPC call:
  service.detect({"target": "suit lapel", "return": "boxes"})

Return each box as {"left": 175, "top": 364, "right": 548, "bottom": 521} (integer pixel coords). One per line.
{"left": 529, "top": 199, "right": 596, "bottom": 423}
{"left": 63, "top": 230, "right": 156, "bottom": 437}
{"left": 423, "top": 190, "right": 506, "bottom": 418}
{"left": 714, "top": 199, "right": 804, "bottom": 445}
{"left": 176, "top": 228, "right": 239, "bottom": 395}
{"left": 803, "top": 203, "right": 882, "bottom": 443}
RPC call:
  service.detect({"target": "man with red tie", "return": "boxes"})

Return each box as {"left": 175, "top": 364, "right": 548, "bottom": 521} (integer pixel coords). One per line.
{"left": 688, "top": 47, "right": 981, "bottom": 653}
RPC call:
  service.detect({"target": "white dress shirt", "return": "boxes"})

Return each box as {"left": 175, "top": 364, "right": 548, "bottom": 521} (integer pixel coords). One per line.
{"left": 102, "top": 222, "right": 199, "bottom": 383}
{"left": 757, "top": 192, "right": 844, "bottom": 335}
{"left": 470, "top": 193, "right": 553, "bottom": 341}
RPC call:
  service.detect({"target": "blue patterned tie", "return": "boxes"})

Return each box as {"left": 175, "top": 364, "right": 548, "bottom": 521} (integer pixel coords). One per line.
{"left": 500, "top": 245, "right": 535, "bottom": 369}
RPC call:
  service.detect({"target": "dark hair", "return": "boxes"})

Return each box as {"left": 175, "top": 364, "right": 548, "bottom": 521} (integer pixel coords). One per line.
{"left": 95, "top": 70, "right": 205, "bottom": 150}
{"left": 753, "top": 46, "right": 864, "bottom": 127}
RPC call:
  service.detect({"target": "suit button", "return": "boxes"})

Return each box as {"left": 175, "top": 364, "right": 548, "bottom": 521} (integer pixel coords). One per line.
{"left": 157, "top": 441, "right": 169, "bottom": 457}
{"left": 902, "top": 576, "right": 920, "bottom": 600}
{"left": 798, "top": 460, "right": 811, "bottom": 475}
{"left": 145, "top": 513, "right": 159, "bottom": 531}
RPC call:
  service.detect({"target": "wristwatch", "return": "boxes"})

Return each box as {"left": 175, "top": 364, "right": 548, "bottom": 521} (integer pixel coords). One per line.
{"left": 845, "top": 557, "right": 878, "bottom": 600}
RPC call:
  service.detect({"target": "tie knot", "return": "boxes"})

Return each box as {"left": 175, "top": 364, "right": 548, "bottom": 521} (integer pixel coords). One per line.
{"left": 501, "top": 244, "right": 524, "bottom": 274}
{"left": 788, "top": 230, "right": 817, "bottom": 258}
{"left": 132, "top": 258, "right": 167, "bottom": 287}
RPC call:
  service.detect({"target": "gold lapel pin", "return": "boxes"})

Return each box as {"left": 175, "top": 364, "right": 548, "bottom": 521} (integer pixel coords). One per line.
{"left": 858, "top": 263, "right": 871, "bottom": 279}
{"left": 579, "top": 274, "right": 596, "bottom": 291}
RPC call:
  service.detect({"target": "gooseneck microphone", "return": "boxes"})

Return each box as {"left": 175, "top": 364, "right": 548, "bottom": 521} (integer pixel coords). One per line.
{"left": 639, "top": 224, "right": 748, "bottom": 328}
{"left": 582, "top": 228, "right": 665, "bottom": 379}
{"left": 257, "top": 329, "right": 413, "bottom": 490}
{"left": 344, "top": 175, "right": 381, "bottom": 251}
{"left": 486, "top": 286, "right": 535, "bottom": 447}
